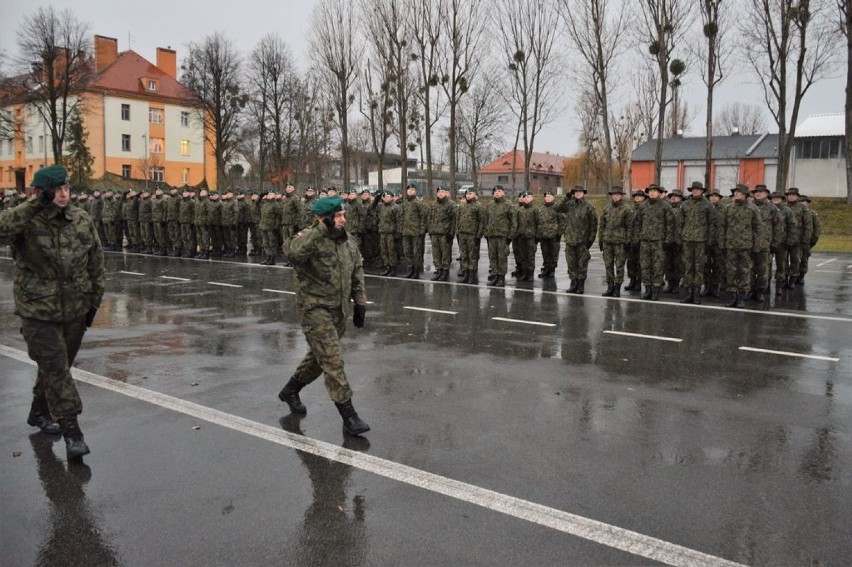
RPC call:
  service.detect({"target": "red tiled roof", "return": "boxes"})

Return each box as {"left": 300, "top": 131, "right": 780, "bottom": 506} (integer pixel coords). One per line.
{"left": 87, "top": 50, "right": 197, "bottom": 104}
{"left": 480, "top": 150, "right": 568, "bottom": 175}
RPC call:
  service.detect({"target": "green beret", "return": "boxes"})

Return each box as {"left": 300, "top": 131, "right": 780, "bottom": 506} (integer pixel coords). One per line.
{"left": 311, "top": 196, "right": 345, "bottom": 216}
{"left": 31, "top": 165, "right": 67, "bottom": 189}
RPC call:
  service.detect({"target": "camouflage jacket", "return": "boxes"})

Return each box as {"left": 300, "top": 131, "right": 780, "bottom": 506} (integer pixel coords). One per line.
{"left": 636, "top": 198, "right": 674, "bottom": 243}
{"left": 810, "top": 210, "right": 821, "bottom": 247}
{"left": 89, "top": 197, "right": 103, "bottom": 222}
{"left": 284, "top": 221, "right": 367, "bottom": 317}
{"left": 560, "top": 198, "right": 598, "bottom": 246}
{"left": 378, "top": 201, "right": 402, "bottom": 234}
{"left": 0, "top": 201, "right": 105, "bottom": 322}
{"left": 345, "top": 200, "right": 364, "bottom": 234}
{"left": 428, "top": 199, "right": 458, "bottom": 235}
{"left": 102, "top": 198, "right": 120, "bottom": 222}
{"left": 789, "top": 202, "right": 813, "bottom": 246}
{"left": 206, "top": 200, "right": 222, "bottom": 226}
{"left": 151, "top": 197, "right": 167, "bottom": 222}
{"left": 193, "top": 197, "right": 209, "bottom": 225}
{"left": 258, "top": 199, "right": 281, "bottom": 230}
{"left": 179, "top": 198, "right": 195, "bottom": 223}
{"left": 299, "top": 197, "right": 317, "bottom": 230}
{"left": 123, "top": 197, "right": 139, "bottom": 221}
{"left": 483, "top": 198, "right": 517, "bottom": 239}
{"left": 457, "top": 199, "right": 486, "bottom": 237}
{"left": 753, "top": 199, "right": 782, "bottom": 252}
{"left": 221, "top": 200, "right": 238, "bottom": 226}
{"left": 515, "top": 204, "right": 537, "bottom": 238}
{"left": 679, "top": 195, "right": 716, "bottom": 243}
{"left": 721, "top": 200, "right": 762, "bottom": 251}
{"left": 534, "top": 202, "right": 563, "bottom": 240}
{"left": 166, "top": 196, "right": 181, "bottom": 222}
{"left": 670, "top": 203, "right": 683, "bottom": 245}
{"left": 401, "top": 197, "right": 428, "bottom": 236}
{"left": 599, "top": 200, "right": 634, "bottom": 244}
{"left": 138, "top": 199, "right": 152, "bottom": 222}
{"left": 282, "top": 194, "right": 302, "bottom": 226}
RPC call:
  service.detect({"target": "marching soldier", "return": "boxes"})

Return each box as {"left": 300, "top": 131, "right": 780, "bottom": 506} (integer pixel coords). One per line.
{"left": 721, "top": 185, "right": 762, "bottom": 308}
{"left": 679, "top": 181, "right": 716, "bottom": 304}
{"left": 558, "top": 185, "right": 598, "bottom": 294}
{"left": 598, "top": 187, "right": 634, "bottom": 297}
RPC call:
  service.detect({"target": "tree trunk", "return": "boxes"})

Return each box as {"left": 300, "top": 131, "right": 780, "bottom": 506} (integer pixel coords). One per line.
{"left": 654, "top": 54, "right": 669, "bottom": 185}
{"left": 449, "top": 98, "right": 457, "bottom": 197}
{"left": 704, "top": 30, "right": 716, "bottom": 190}
{"left": 847, "top": 5, "right": 852, "bottom": 204}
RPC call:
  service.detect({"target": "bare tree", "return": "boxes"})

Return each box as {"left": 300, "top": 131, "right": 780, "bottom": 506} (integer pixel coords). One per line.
{"left": 558, "top": 0, "right": 628, "bottom": 189}
{"left": 182, "top": 31, "right": 247, "bottom": 190}
{"left": 358, "top": 57, "right": 395, "bottom": 190}
{"left": 611, "top": 103, "right": 643, "bottom": 189}
{"left": 440, "top": 0, "right": 486, "bottom": 194}
{"left": 309, "top": 0, "right": 362, "bottom": 191}
{"left": 458, "top": 72, "right": 508, "bottom": 189}
{"left": 695, "top": 0, "right": 729, "bottom": 188}
{"left": 639, "top": 0, "right": 691, "bottom": 183}
{"left": 741, "top": 0, "right": 840, "bottom": 193}
{"left": 410, "top": 0, "right": 446, "bottom": 191}
{"left": 576, "top": 86, "right": 604, "bottom": 190}
{"left": 632, "top": 61, "right": 660, "bottom": 144}
{"left": 15, "top": 7, "right": 91, "bottom": 165}
{"left": 840, "top": 0, "right": 852, "bottom": 204}
{"left": 714, "top": 101, "right": 769, "bottom": 135}
{"left": 665, "top": 99, "right": 697, "bottom": 136}
{"left": 362, "top": 0, "right": 415, "bottom": 189}
{"left": 496, "top": 0, "right": 563, "bottom": 192}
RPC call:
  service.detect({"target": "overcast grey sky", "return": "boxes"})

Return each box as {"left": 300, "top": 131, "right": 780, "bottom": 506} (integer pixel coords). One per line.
{"left": 1, "top": 0, "right": 845, "bottom": 160}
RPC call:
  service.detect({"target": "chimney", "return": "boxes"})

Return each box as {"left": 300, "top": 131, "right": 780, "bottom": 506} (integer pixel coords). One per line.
{"left": 731, "top": 126, "right": 740, "bottom": 136}
{"left": 94, "top": 35, "right": 118, "bottom": 74}
{"left": 157, "top": 47, "right": 177, "bottom": 79}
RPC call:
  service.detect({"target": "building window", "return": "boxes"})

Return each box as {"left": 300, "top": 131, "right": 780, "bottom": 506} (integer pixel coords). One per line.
{"left": 180, "top": 140, "right": 190, "bottom": 156}
{"left": 26, "top": 136, "right": 33, "bottom": 153}
{"left": 122, "top": 164, "right": 131, "bottom": 178}
{"left": 151, "top": 167, "right": 164, "bottom": 182}
{"left": 147, "top": 79, "right": 158, "bottom": 92}
{"left": 799, "top": 137, "right": 843, "bottom": 160}
{"left": 181, "top": 111, "right": 190, "bottom": 127}
{"left": 149, "top": 108, "right": 164, "bottom": 124}
{"left": 182, "top": 168, "right": 190, "bottom": 185}
{"left": 150, "top": 137, "right": 164, "bottom": 154}
{"left": 121, "top": 134, "right": 131, "bottom": 152}
{"left": 37, "top": 135, "right": 44, "bottom": 153}
{"left": 497, "top": 175, "right": 508, "bottom": 183}
{"left": 121, "top": 104, "right": 130, "bottom": 120}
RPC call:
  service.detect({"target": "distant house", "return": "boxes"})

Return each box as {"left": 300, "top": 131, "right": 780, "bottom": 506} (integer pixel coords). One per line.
{"left": 478, "top": 150, "right": 568, "bottom": 195}
{"left": 630, "top": 133, "right": 779, "bottom": 192}
{"left": 0, "top": 34, "right": 215, "bottom": 191}
{"left": 790, "top": 113, "right": 846, "bottom": 198}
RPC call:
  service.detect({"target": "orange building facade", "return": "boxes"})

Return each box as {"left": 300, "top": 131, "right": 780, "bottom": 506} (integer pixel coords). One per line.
{"left": 0, "top": 35, "right": 216, "bottom": 191}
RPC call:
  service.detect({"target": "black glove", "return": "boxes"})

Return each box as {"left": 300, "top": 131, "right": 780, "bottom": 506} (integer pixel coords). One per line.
{"left": 85, "top": 306, "right": 98, "bottom": 327}
{"left": 353, "top": 304, "right": 366, "bottom": 328}
{"left": 38, "top": 187, "right": 56, "bottom": 206}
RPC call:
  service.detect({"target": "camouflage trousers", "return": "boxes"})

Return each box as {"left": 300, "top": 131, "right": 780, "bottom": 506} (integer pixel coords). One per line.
{"left": 209, "top": 225, "right": 223, "bottom": 252}
{"left": 181, "top": 223, "right": 196, "bottom": 254}
{"left": 640, "top": 240, "right": 665, "bottom": 287}
{"left": 773, "top": 249, "right": 787, "bottom": 283}
{"left": 457, "top": 234, "right": 481, "bottom": 272}
{"left": 380, "top": 233, "right": 398, "bottom": 268}
{"left": 140, "top": 221, "right": 153, "bottom": 247}
{"left": 665, "top": 244, "right": 683, "bottom": 285}
{"left": 726, "top": 249, "right": 753, "bottom": 293}
{"left": 95, "top": 221, "right": 107, "bottom": 247}
{"left": 293, "top": 307, "right": 353, "bottom": 404}
{"left": 168, "top": 221, "right": 181, "bottom": 252}
{"left": 564, "top": 243, "right": 591, "bottom": 280}
{"left": 127, "top": 221, "right": 141, "bottom": 247}
{"left": 262, "top": 229, "right": 279, "bottom": 257}
{"left": 602, "top": 242, "right": 627, "bottom": 284}
{"left": 706, "top": 245, "right": 725, "bottom": 287}
{"left": 196, "top": 225, "right": 211, "bottom": 252}
{"left": 236, "top": 223, "right": 249, "bottom": 251}
{"left": 21, "top": 317, "right": 85, "bottom": 419}
{"left": 800, "top": 244, "right": 812, "bottom": 275}
{"left": 626, "top": 243, "right": 641, "bottom": 282}
{"left": 752, "top": 250, "right": 771, "bottom": 291}
{"left": 785, "top": 244, "right": 802, "bottom": 279}
{"left": 104, "top": 221, "right": 119, "bottom": 247}
{"left": 153, "top": 222, "right": 168, "bottom": 250}
{"left": 222, "top": 225, "right": 236, "bottom": 251}
{"left": 431, "top": 233, "right": 454, "bottom": 270}
{"left": 249, "top": 223, "right": 260, "bottom": 252}
{"left": 539, "top": 238, "right": 560, "bottom": 271}
{"left": 487, "top": 237, "right": 511, "bottom": 276}
{"left": 403, "top": 235, "right": 426, "bottom": 270}
{"left": 513, "top": 236, "right": 536, "bottom": 273}
{"left": 681, "top": 241, "right": 708, "bottom": 287}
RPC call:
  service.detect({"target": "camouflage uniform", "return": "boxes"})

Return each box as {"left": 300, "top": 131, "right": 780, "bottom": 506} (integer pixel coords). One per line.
{"left": 123, "top": 193, "right": 139, "bottom": 250}
{"left": 281, "top": 191, "right": 303, "bottom": 244}
{"left": 533, "top": 199, "right": 563, "bottom": 278}
{"left": 513, "top": 200, "right": 537, "bottom": 280}
{"left": 249, "top": 196, "right": 262, "bottom": 255}
{"left": 378, "top": 199, "right": 402, "bottom": 272}
{"left": 193, "top": 194, "right": 210, "bottom": 256}
{"left": 207, "top": 196, "right": 223, "bottom": 255}
{"left": 138, "top": 196, "right": 154, "bottom": 252}
{"left": 259, "top": 196, "right": 281, "bottom": 261}
{"left": 800, "top": 199, "right": 820, "bottom": 281}
{"left": 483, "top": 195, "right": 517, "bottom": 283}
{"left": 428, "top": 197, "right": 458, "bottom": 275}
{"left": 151, "top": 194, "right": 168, "bottom": 253}
{"left": 771, "top": 194, "right": 794, "bottom": 291}
{"left": 786, "top": 191, "right": 812, "bottom": 282}
{"left": 625, "top": 192, "right": 646, "bottom": 289}
{"left": 284, "top": 221, "right": 367, "bottom": 404}
{"left": 679, "top": 193, "right": 716, "bottom": 289}
{"left": 457, "top": 195, "right": 486, "bottom": 282}
{"left": 401, "top": 195, "right": 429, "bottom": 275}
{"left": 721, "top": 196, "right": 762, "bottom": 299}
{"left": 344, "top": 195, "right": 364, "bottom": 245}
{"left": 361, "top": 196, "right": 380, "bottom": 265}
{"left": 89, "top": 194, "right": 105, "bottom": 246}
{"left": 706, "top": 196, "right": 727, "bottom": 294}
{"left": 752, "top": 195, "right": 782, "bottom": 297}
{"left": 664, "top": 198, "right": 684, "bottom": 292}
{"left": 221, "top": 195, "right": 237, "bottom": 255}
{"left": 558, "top": 194, "right": 598, "bottom": 287}
{"left": 636, "top": 194, "right": 675, "bottom": 295}
{"left": 0, "top": 199, "right": 105, "bottom": 420}
{"left": 166, "top": 193, "right": 181, "bottom": 255}
{"left": 101, "top": 195, "right": 120, "bottom": 249}
{"left": 179, "top": 194, "right": 196, "bottom": 256}
{"left": 598, "top": 195, "right": 634, "bottom": 290}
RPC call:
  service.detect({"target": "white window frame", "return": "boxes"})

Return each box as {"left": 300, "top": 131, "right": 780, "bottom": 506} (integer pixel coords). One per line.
{"left": 150, "top": 138, "right": 164, "bottom": 154}
{"left": 151, "top": 167, "right": 164, "bottom": 182}
{"left": 121, "top": 134, "right": 131, "bottom": 152}
{"left": 180, "top": 140, "right": 190, "bottom": 156}
{"left": 149, "top": 108, "right": 164, "bottom": 124}
{"left": 147, "top": 79, "right": 158, "bottom": 92}
{"left": 121, "top": 104, "right": 130, "bottom": 120}
{"left": 180, "top": 111, "right": 190, "bottom": 127}
{"left": 182, "top": 168, "right": 190, "bottom": 185}
{"left": 121, "top": 164, "right": 131, "bottom": 178}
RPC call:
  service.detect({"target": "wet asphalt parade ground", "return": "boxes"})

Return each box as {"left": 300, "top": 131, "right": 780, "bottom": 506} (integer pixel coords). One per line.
{"left": 1, "top": 244, "right": 851, "bottom": 566}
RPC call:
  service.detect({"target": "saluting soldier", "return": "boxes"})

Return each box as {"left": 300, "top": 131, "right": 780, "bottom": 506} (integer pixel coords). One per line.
{"left": 151, "top": 188, "right": 167, "bottom": 255}
{"left": 220, "top": 192, "right": 237, "bottom": 257}
{"left": 401, "top": 184, "right": 429, "bottom": 279}
{"left": 679, "top": 181, "right": 716, "bottom": 304}
{"left": 457, "top": 189, "right": 486, "bottom": 283}
{"left": 139, "top": 191, "right": 154, "bottom": 253}
{"left": 236, "top": 192, "right": 250, "bottom": 255}
{"left": 598, "top": 187, "right": 634, "bottom": 297}
{"left": 344, "top": 189, "right": 364, "bottom": 247}
{"left": 721, "top": 184, "right": 763, "bottom": 308}
{"left": 484, "top": 185, "right": 517, "bottom": 287}
{"left": 101, "top": 190, "right": 119, "bottom": 251}
{"left": 751, "top": 184, "right": 783, "bottom": 302}
{"left": 534, "top": 190, "right": 563, "bottom": 278}
{"left": 249, "top": 192, "right": 262, "bottom": 256}
{"left": 512, "top": 191, "right": 537, "bottom": 282}
{"left": 558, "top": 185, "right": 598, "bottom": 294}
{"left": 636, "top": 184, "right": 674, "bottom": 301}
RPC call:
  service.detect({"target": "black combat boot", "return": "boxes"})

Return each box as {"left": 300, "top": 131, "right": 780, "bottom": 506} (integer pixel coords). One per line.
{"left": 669, "top": 280, "right": 680, "bottom": 294}
{"left": 199, "top": 251, "right": 210, "bottom": 260}
{"left": 602, "top": 283, "right": 614, "bottom": 297}
{"left": 58, "top": 417, "right": 90, "bottom": 460}
{"left": 459, "top": 270, "right": 469, "bottom": 283}
{"left": 710, "top": 284, "right": 721, "bottom": 298}
{"left": 612, "top": 284, "right": 621, "bottom": 298}
{"left": 795, "top": 275, "right": 805, "bottom": 285}
{"left": 575, "top": 279, "right": 585, "bottom": 294}
{"left": 650, "top": 286, "right": 660, "bottom": 301}
{"left": 27, "top": 396, "right": 61, "bottom": 435}
{"left": 680, "top": 287, "right": 695, "bottom": 304}
{"left": 511, "top": 268, "right": 520, "bottom": 277}
{"left": 783, "top": 276, "right": 794, "bottom": 289}
{"left": 493, "top": 275, "right": 505, "bottom": 287}
{"left": 468, "top": 271, "right": 478, "bottom": 284}
{"left": 259, "top": 255, "right": 270, "bottom": 265}
{"left": 388, "top": 266, "right": 397, "bottom": 277}
{"left": 267, "top": 255, "right": 276, "bottom": 265}
{"left": 521, "top": 269, "right": 533, "bottom": 282}
{"left": 413, "top": 268, "right": 422, "bottom": 279}
{"left": 538, "top": 268, "right": 547, "bottom": 278}
{"left": 735, "top": 292, "right": 746, "bottom": 308}
{"left": 278, "top": 377, "right": 308, "bottom": 414}
{"left": 775, "top": 280, "right": 783, "bottom": 295}
{"left": 405, "top": 267, "right": 415, "bottom": 279}
{"left": 693, "top": 286, "right": 702, "bottom": 305}
{"left": 727, "top": 292, "right": 739, "bottom": 307}
{"left": 641, "top": 286, "right": 653, "bottom": 300}
{"left": 567, "top": 279, "right": 578, "bottom": 293}
{"left": 626, "top": 279, "right": 637, "bottom": 291}
{"left": 431, "top": 269, "right": 442, "bottom": 281}
{"left": 487, "top": 273, "right": 497, "bottom": 284}
{"left": 335, "top": 399, "right": 371, "bottom": 436}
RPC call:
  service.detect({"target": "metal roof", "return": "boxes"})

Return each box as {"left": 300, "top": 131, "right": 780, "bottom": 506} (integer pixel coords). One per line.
{"left": 631, "top": 133, "right": 779, "bottom": 161}
{"left": 795, "top": 113, "right": 844, "bottom": 138}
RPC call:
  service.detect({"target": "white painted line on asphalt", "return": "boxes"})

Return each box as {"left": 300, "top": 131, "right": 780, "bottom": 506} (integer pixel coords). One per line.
{"left": 0, "top": 257, "right": 12, "bottom": 260}
{"left": 0, "top": 342, "right": 745, "bottom": 567}
{"left": 603, "top": 330, "right": 683, "bottom": 343}
{"left": 262, "top": 288, "right": 295, "bottom": 295}
{"left": 208, "top": 282, "right": 243, "bottom": 288}
{"left": 738, "top": 346, "right": 839, "bottom": 362}
{"left": 814, "top": 270, "right": 846, "bottom": 274}
{"left": 118, "top": 271, "right": 146, "bottom": 276}
{"left": 161, "top": 276, "right": 192, "bottom": 282}
{"left": 404, "top": 306, "right": 458, "bottom": 315}
{"left": 492, "top": 317, "right": 556, "bottom": 328}
{"left": 816, "top": 258, "right": 836, "bottom": 267}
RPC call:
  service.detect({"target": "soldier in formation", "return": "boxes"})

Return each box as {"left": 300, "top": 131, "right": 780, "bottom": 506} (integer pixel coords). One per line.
{"left": 558, "top": 186, "right": 598, "bottom": 294}
{"left": 598, "top": 187, "right": 634, "bottom": 297}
